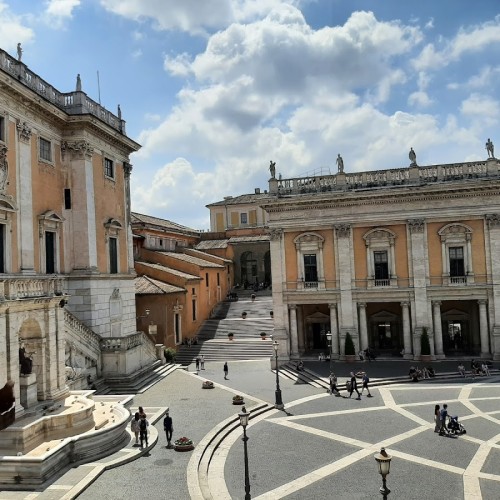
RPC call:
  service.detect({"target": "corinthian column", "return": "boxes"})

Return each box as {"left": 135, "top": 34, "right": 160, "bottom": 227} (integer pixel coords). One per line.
{"left": 478, "top": 300, "right": 490, "bottom": 357}
{"left": 328, "top": 303, "right": 339, "bottom": 359}
{"left": 401, "top": 301, "right": 412, "bottom": 358}
{"left": 432, "top": 301, "right": 444, "bottom": 358}
{"left": 289, "top": 305, "right": 298, "bottom": 358}
{"left": 358, "top": 303, "right": 368, "bottom": 350}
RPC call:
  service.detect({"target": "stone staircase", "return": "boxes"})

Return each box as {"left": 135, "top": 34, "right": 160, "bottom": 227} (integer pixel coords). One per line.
{"left": 96, "top": 362, "right": 179, "bottom": 395}
{"left": 175, "top": 290, "right": 275, "bottom": 365}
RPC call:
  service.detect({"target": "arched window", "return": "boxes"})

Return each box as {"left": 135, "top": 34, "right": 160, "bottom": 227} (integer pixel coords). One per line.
{"left": 294, "top": 233, "right": 325, "bottom": 290}
{"left": 363, "top": 228, "right": 397, "bottom": 287}
{"left": 438, "top": 223, "right": 473, "bottom": 284}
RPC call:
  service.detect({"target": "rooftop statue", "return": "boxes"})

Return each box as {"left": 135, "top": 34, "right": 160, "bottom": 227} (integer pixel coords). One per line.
{"left": 409, "top": 147, "right": 417, "bottom": 166}
{"left": 269, "top": 160, "right": 276, "bottom": 179}
{"left": 336, "top": 154, "right": 344, "bottom": 173}
{"left": 76, "top": 73, "right": 82, "bottom": 92}
{"left": 17, "top": 43, "right": 22, "bottom": 62}
{"left": 486, "top": 138, "right": 494, "bottom": 158}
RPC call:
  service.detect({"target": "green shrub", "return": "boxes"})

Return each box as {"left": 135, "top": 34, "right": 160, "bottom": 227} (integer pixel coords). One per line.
{"left": 163, "top": 347, "right": 177, "bottom": 362}
{"left": 344, "top": 332, "right": 355, "bottom": 355}
{"left": 420, "top": 328, "right": 431, "bottom": 355}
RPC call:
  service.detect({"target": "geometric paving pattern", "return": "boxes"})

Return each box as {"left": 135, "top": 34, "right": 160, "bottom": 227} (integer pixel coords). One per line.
{"left": 221, "top": 383, "right": 500, "bottom": 500}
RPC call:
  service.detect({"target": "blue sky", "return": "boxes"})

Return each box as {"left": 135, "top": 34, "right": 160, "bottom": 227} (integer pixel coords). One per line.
{"left": 3, "top": 1, "right": 500, "bottom": 230}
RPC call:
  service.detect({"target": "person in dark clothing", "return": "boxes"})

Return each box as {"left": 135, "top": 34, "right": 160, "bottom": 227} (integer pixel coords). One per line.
{"left": 439, "top": 403, "right": 449, "bottom": 436}
{"left": 329, "top": 372, "right": 340, "bottom": 396}
{"left": 195, "top": 357, "right": 200, "bottom": 371}
{"left": 348, "top": 372, "right": 361, "bottom": 400}
{"left": 223, "top": 362, "right": 229, "bottom": 380}
{"left": 139, "top": 414, "right": 149, "bottom": 448}
{"left": 163, "top": 411, "right": 173, "bottom": 448}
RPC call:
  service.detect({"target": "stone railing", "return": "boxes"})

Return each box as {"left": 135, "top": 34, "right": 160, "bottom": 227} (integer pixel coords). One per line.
{"left": 0, "top": 276, "right": 65, "bottom": 301}
{"left": 64, "top": 310, "right": 101, "bottom": 356}
{"left": 0, "top": 49, "right": 125, "bottom": 134}
{"left": 100, "top": 331, "right": 156, "bottom": 354}
{"left": 272, "top": 160, "right": 498, "bottom": 196}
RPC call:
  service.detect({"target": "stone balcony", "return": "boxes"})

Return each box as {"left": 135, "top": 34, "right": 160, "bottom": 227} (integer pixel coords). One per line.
{"left": 0, "top": 275, "right": 65, "bottom": 301}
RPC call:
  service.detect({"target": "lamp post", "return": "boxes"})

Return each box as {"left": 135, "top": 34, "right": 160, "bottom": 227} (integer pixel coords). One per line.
{"left": 374, "top": 447, "right": 392, "bottom": 499}
{"left": 325, "top": 330, "right": 332, "bottom": 374}
{"left": 239, "top": 407, "right": 251, "bottom": 500}
{"left": 273, "top": 340, "right": 284, "bottom": 410}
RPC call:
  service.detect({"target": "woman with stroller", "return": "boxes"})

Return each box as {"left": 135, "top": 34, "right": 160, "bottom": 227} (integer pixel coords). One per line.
{"left": 433, "top": 404, "right": 441, "bottom": 433}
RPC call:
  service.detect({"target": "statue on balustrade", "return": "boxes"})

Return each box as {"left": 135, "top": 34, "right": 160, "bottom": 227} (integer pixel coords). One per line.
{"left": 336, "top": 154, "right": 344, "bottom": 173}
{"left": 486, "top": 138, "right": 494, "bottom": 158}
{"left": 19, "top": 345, "right": 33, "bottom": 375}
{"left": 17, "top": 43, "right": 22, "bottom": 62}
{"left": 269, "top": 160, "right": 276, "bottom": 178}
{"left": 76, "top": 73, "right": 82, "bottom": 92}
{"left": 409, "top": 147, "right": 417, "bottom": 165}
{"left": 0, "top": 380, "right": 15, "bottom": 430}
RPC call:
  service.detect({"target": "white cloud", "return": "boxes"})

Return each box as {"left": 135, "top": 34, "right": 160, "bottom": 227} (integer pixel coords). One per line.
{"left": 413, "top": 15, "right": 500, "bottom": 71}
{"left": 100, "top": 0, "right": 292, "bottom": 35}
{"left": 408, "top": 91, "right": 432, "bottom": 108}
{"left": 0, "top": 2, "right": 34, "bottom": 49}
{"left": 131, "top": 49, "right": 142, "bottom": 59}
{"left": 45, "top": 0, "right": 80, "bottom": 18}
{"left": 164, "top": 52, "right": 193, "bottom": 77}
{"left": 460, "top": 93, "right": 500, "bottom": 119}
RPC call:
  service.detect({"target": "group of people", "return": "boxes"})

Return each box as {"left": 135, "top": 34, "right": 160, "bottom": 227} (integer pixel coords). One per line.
{"left": 130, "top": 406, "right": 175, "bottom": 449}
{"left": 328, "top": 371, "right": 373, "bottom": 399}
{"left": 130, "top": 406, "right": 150, "bottom": 449}
{"left": 434, "top": 403, "right": 451, "bottom": 436}
{"left": 195, "top": 356, "right": 205, "bottom": 371}
{"left": 460, "top": 359, "right": 491, "bottom": 378}
{"left": 408, "top": 365, "right": 435, "bottom": 381}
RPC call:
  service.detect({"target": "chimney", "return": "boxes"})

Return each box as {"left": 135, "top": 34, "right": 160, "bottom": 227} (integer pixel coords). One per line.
{"left": 255, "top": 188, "right": 261, "bottom": 194}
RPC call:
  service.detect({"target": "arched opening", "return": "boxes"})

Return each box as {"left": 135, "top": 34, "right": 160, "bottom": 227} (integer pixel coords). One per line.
{"left": 240, "top": 251, "right": 257, "bottom": 288}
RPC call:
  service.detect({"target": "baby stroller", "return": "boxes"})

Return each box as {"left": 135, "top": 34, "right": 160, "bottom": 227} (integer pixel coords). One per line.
{"left": 447, "top": 416, "right": 466, "bottom": 435}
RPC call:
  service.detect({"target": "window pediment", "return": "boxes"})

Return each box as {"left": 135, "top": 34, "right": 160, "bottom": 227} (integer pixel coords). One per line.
{"left": 294, "top": 232, "right": 324, "bottom": 250}
{"left": 104, "top": 218, "right": 122, "bottom": 230}
{"left": 39, "top": 210, "right": 64, "bottom": 224}
{"left": 363, "top": 227, "right": 396, "bottom": 243}
{"left": 438, "top": 223, "right": 472, "bottom": 241}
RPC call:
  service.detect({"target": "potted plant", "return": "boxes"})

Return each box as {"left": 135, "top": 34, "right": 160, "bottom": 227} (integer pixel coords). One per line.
{"left": 260, "top": 332, "right": 267, "bottom": 340}
{"left": 344, "top": 332, "right": 356, "bottom": 362}
{"left": 174, "top": 436, "right": 194, "bottom": 452}
{"left": 228, "top": 332, "right": 234, "bottom": 340}
{"left": 232, "top": 395, "right": 245, "bottom": 405}
{"left": 241, "top": 311, "right": 247, "bottom": 319}
{"left": 163, "top": 347, "right": 177, "bottom": 363}
{"left": 420, "top": 327, "right": 432, "bottom": 362}
{"left": 202, "top": 380, "right": 214, "bottom": 389}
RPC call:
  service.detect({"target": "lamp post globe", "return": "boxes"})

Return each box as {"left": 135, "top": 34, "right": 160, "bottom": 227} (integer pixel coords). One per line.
{"left": 374, "top": 447, "right": 392, "bottom": 499}
{"left": 325, "top": 331, "right": 332, "bottom": 372}
{"left": 238, "top": 407, "right": 251, "bottom": 500}
{"left": 272, "top": 340, "right": 284, "bottom": 410}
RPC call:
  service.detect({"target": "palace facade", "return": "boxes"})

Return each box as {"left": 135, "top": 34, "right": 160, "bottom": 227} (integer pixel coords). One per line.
{"left": 0, "top": 47, "right": 143, "bottom": 412}
{"left": 262, "top": 155, "right": 500, "bottom": 361}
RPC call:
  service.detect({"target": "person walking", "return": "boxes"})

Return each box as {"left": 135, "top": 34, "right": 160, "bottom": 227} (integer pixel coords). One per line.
{"left": 200, "top": 355, "right": 205, "bottom": 370}
{"left": 434, "top": 404, "right": 441, "bottom": 433}
{"left": 357, "top": 371, "right": 373, "bottom": 397}
{"left": 329, "top": 372, "right": 340, "bottom": 396}
{"left": 439, "top": 403, "right": 449, "bottom": 436}
{"left": 139, "top": 414, "right": 149, "bottom": 448}
{"left": 348, "top": 372, "right": 361, "bottom": 400}
{"left": 223, "top": 362, "right": 229, "bottom": 380}
{"left": 163, "top": 411, "right": 173, "bottom": 448}
{"left": 195, "top": 357, "right": 200, "bottom": 371}
{"left": 131, "top": 412, "right": 140, "bottom": 445}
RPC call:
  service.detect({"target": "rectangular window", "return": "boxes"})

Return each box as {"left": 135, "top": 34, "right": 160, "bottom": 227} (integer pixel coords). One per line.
{"left": 39, "top": 137, "right": 52, "bottom": 162}
{"left": 192, "top": 299, "right": 197, "bottom": 321}
{"left": 449, "top": 246, "right": 465, "bottom": 277}
{"left": 205, "top": 272, "right": 209, "bottom": 287}
{"left": 104, "top": 157, "right": 114, "bottom": 178}
{"left": 175, "top": 313, "right": 180, "bottom": 344}
{"left": 374, "top": 251, "right": 389, "bottom": 280}
{"left": 217, "top": 272, "right": 220, "bottom": 286}
{"left": 109, "top": 237, "right": 118, "bottom": 274}
{"left": 304, "top": 254, "right": 318, "bottom": 282}
{"left": 0, "top": 224, "right": 4, "bottom": 273}
{"left": 0, "top": 115, "right": 5, "bottom": 142}
{"left": 240, "top": 213, "right": 248, "bottom": 224}
{"left": 192, "top": 288, "right": 195, "bottom": 295}
{"left": 45, "top": 231, "right": 55, "bottom": 274}
{"left": 64, "top": 188, "right": 71, "bottom": 209}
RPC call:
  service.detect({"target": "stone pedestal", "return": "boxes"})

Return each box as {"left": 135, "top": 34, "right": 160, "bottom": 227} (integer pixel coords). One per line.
{"left": 19, "top": 373, "right": 37, "bottom": 409}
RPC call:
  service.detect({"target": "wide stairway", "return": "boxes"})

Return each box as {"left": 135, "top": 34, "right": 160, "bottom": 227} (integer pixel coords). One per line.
{"left": 175, "top": 290, "right": 275, "bottom": 365}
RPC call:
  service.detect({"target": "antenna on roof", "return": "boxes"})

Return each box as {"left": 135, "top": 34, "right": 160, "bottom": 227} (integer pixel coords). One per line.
{"left": 97, "top": 70, "right": 101, "bottom": 105}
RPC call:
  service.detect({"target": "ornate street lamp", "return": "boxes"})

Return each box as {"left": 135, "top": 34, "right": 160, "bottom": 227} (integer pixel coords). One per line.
{"left": 325, "top": 330, "right": 332, "bottom": 373}
{"left": 273, "top": 340, "right": 284, "bottom": 410}
{"left": 238, "top": 407, "right": 251, "bottom": 500}
{"left": 374, "top": 447, "right": 392, "bottom": 499}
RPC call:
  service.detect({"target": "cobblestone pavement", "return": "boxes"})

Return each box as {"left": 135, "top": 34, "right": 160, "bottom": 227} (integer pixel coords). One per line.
{"left": 3, "top": 359, "right": 500, "bottom": 500}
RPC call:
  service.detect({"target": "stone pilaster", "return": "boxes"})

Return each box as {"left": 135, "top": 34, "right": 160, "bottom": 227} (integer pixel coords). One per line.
{"left": 358, "top": 302, "right": 368, "bottom": 351}
{"left": 328, "top": 303, "right": 339, "bottom": 359}
{"left": 485, "top": 214, "right": 500, "bottom": 359}
{"left": 432, "top": 301, "right": 444, "bottom": 358}
{"left": 478, "top": 300, "right": 491, "bottom": 358}
{"left": 401, "top": 301, "right": 413, "bottom": 358}
{"left": 289, "top": 305, "right": 298, "bottom": 358}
